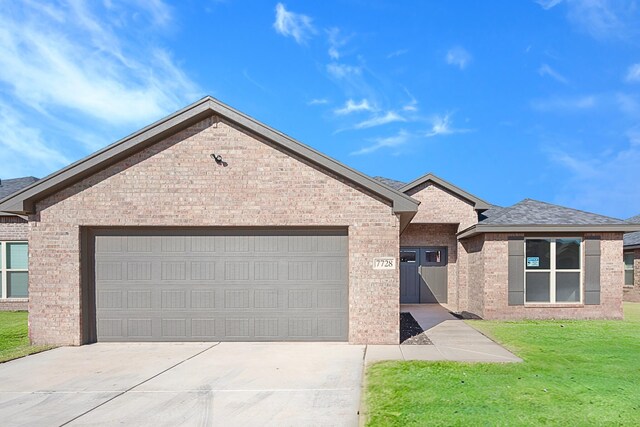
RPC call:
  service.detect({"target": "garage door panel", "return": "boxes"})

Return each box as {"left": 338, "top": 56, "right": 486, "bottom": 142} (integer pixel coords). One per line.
{"left": 94, "top": 229, "right": 347, "bottom": 342}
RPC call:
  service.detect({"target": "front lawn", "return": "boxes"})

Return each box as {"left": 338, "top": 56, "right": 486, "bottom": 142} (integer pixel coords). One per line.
{"left": 0, "top": 311, "right": 52, "bottom": 363}
{"left": 365, "top": 303, "right": 640, "bottom": 426}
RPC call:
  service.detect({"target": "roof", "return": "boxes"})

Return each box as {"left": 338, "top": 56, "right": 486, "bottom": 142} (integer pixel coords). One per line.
{"left": 0, "top": 177, "right": 39, "bottom": 218}
{"left": 0, "top": 177, "right": 39, "bottom": 200}
{"left": 372, "top": 176, "right": 406, "bottom": 190}
{"left": 625, "top": 214, "right": 640, "bottom": 249}
{"left": 0, "top": 96, "right": 419, "bottom": 230}
{"left": 399, "top": 172, "right": 491, "bottom": 210}
{"left": 627, "top": 214, "right": 640, "bottom": 223}
{"left": 625, "top": 232, "right": 640, "bottom": 248}
{"left": 480, "top": 199, "right": 627, "bottom": 226}
{"left": 459, "top": 198, "right": 640, "bottom": 238}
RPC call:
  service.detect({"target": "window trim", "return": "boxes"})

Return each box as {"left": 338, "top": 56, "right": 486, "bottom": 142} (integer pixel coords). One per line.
{"left": 524, "top": 237, "right": 583, "bottom": 305}
{"left": 0, "top": 241, "right": 29, "bottom": 300}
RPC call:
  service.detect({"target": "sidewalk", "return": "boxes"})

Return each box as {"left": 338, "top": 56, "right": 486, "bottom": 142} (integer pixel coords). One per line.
{"left": 365, "top": 304, "right": 522, "bottom": 364}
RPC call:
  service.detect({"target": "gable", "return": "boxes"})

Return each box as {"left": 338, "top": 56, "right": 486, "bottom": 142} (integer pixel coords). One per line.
{"left": 0, "top": 97, "right": 418, "bottom": 229}
{"left": 405, "top": 182, "right": 478, "bottom": 231}
{"left": 34, "top": 117, "right": 403, "bottom": 228}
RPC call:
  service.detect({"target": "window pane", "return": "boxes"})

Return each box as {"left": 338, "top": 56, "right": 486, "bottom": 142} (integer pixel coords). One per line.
{"left": 624, "top": 253, "right": 634, "bottom": 269}
{"left": 7, "top": 272, "right": 28, "bottom": 298}
{"left": 526, "top": 239, "right": 550, "bottom": 270}
{"left": 526, "top": 272, "right": 550, "bottom": 302}
{"left": 556, "top": 239, "right": 580, "bottom": 270}
{"left": 626, "top": 270, "right": 635, "bottom": 287}
{"left": 400, "top": 251, "right": 416, "bottom": 263}
{"left": 424, "top": 250, "right": 442, "bottom": 263}
{"left": 7, "top": 242, "right": 28, "bottom": 269}
{"left": 556, "top": 272, "right": 580, "bottom": 302}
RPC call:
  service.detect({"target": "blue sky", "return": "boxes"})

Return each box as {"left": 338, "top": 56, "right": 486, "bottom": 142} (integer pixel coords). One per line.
{"left": 1, "top": 1, "right": 640, "bottom": 218}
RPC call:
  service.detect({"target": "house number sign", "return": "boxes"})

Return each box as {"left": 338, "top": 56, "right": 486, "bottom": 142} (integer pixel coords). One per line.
{"left": 373, "top": 257, "right": 396, "bottom": 270}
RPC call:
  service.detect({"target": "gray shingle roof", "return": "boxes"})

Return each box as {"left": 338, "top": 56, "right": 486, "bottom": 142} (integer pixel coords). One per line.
{"left": 625, "top": 214, "right": 640, "bottom": 248}
{"left": 626, "top": 232, "right": 640, "bottom": 247}
{"left": 477, "top": 205, "right": 504, "bottom": 221}
{"left": 372, "top": 176, "right": 406, "bottom": 190}
{"left": 626, "top": 214, "right": 640, "bottom": 224}
{"left": 479, "top": 198, "right": 628, "bottom": 226}
{"left": 0, "top": 177, "right": 39, "bottom": 200}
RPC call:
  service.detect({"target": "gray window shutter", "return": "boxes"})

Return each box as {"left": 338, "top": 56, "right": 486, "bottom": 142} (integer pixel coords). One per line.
{"left": 508, "top": 237, "right": 525, "bottom": 305}
{"left": 584, "top": 237, "right": 601, "bottom": 305}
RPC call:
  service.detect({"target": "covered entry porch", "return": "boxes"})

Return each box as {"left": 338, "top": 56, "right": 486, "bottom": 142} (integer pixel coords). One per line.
{"left": 399, "top": 223, "right": 459, "bottom": 306}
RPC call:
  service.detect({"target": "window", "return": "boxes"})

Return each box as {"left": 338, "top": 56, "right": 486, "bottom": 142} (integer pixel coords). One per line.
{"left": 400, "top": 251, "right": 416, "bottom": 263}
{"left": 424, "top": 249, "right": 442, "bottom": 264}
{"left": 624, "top": 253, "right": 635, "bottom": 287}
{"left": 525, "top": 238, "right": 581, "bottom": 304}
{"left": 1, "top": 242, "right": 29, "bottom": 299}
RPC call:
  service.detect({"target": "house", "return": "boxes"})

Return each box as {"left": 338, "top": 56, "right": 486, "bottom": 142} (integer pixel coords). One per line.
{"left": 0, "top": 96, "right": 637, "bottom": 346}
{"left": 0, "top": 177, "right": 38, "bottom": 311}
{"left": 624, "top": 215, "right": 640, "bottom": 301}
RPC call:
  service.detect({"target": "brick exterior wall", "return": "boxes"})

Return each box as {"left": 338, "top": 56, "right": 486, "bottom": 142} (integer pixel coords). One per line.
{"left": 468, "top": 233, "right": 623, "bottom": 320}
{"left": 404, "top": 182, "right": 478, "bottom": 232}
{"left": 0, "top": 215, "right": 29, "bottom": 311}
{"left": 0, "top": 215, "right": 29, "bottom": 240}
{"left": 28, "top": 117, "right": 401, "bottom": 346}
{"left": 459, "top": 234, "right": 485, "bottom": 316}
{"left": 400, "top": 223, "right": 459, "bottom": 309}
{"left": 623, "top": 249, "right": 640, "bottom": 302}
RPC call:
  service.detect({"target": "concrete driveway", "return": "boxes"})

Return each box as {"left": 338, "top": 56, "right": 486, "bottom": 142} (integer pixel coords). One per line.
{"left": 0, "top": 343, "right": 365, "bottom": 427}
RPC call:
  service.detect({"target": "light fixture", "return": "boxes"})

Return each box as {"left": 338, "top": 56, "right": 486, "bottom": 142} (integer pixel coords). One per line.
{"left": 210, "top": 153, "right": 224, "bottom": 165}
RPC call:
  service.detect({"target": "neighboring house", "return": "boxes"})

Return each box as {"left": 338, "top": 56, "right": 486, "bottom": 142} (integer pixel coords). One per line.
{"left": 0, "top": 177, "right": 38, "bottom": 311}
{"left": 0, "top": 97, "right": 637, "bottom": 346}
{"left": 624, "top": 215, "right": 640, "bottom": 302}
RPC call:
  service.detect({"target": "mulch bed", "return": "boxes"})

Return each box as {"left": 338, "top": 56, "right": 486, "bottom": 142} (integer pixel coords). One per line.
{"left": 400, "top": 312, "right": 433, "bottom": 345}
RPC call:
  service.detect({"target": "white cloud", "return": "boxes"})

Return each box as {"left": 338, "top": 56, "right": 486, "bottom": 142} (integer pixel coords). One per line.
{"left": 531, "top": 95, "right": 597, "bottom": 112}
{"left": 327, "top": 27, "right": 350, "bottom": 60}
{"left": 566, "top": 0, "right": 626, "bottom": 40}
{"left": 403, "top": 103, "right": 418, "bottom": 112}
{"left": 308, "top": 98, "right": 329, "bottom": 105}
{"left": 334, "top": 99, "right": 374, "bottom": 115}
{"left": 355, "top": 111, "right": 406, "bottom": 129}
{"left": 616, "top": 92, "right": 640, "bottom": 116}
{"left": 0, "top": 1, "right": 200, "bottom": 178}
{"left": 445, "top": 46, "right": 472, "bottom": 70}
{"left": 131, "top": 0, "right": 173, "bottom": 26}
{"left": 351, "top": 130, "right": 411, "bottom": 155}
{"left": 273, "top": 3, "right": 316, "bottom": 45}
{"left": 625, "top": 64, "right": 640, "bottom": 82}
{"left": 402, "top": 88, "right": 418, "bottom": 112}
{"left": 425, "top": 114, "right": 470, "bottom": 137}
{"left": 0, "top": 2, "right": 199, "bottom": 127}
{"left": 387, "top": 49, "right": 409, "bottom": 59}
{"left": 538, "top": 63, "right": 569, "bottom": 84}
{"left": 538, "top": 0, "right": 639, "bottom": 41}
{"left": 535, "top": 0, "right": 564, "bottom": 9}
{"left": 242, "top": 69, "right": 269, "bottom": 92}
{"left": 0, "top": 103, "right": 70, "bottom": 176}
{"left": 326, "top": 63, "right": 362, "bottom": 79}
{"left": 547, "top": 136, "right": 640, "bottom": 217}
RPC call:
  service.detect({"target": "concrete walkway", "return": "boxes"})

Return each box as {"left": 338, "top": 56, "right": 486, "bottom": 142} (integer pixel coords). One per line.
{"left": 365, "top": 304, "right": 522, "bottom": 364}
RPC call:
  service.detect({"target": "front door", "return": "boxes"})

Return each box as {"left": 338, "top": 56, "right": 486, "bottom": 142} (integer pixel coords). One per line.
{"left": 400, "top": 247, "right": 448, "bottom": 304}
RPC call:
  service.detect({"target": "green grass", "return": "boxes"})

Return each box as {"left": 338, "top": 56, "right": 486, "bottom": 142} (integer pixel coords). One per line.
{"left": 365, "top": 303, "right": 640, "bottom": 426}
{"left": 0, "top": 311, "right": 52, "bottom": 363}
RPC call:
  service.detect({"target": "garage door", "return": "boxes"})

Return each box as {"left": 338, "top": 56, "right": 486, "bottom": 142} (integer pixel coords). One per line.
{"left": 93, "top": 229, "right": 348, "bottom": 342}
